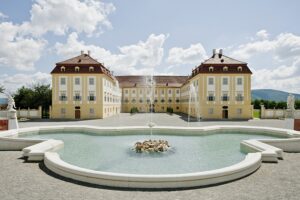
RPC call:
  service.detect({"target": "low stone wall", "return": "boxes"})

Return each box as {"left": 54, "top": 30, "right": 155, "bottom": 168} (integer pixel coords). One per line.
{"left": 17, "top": 106, "right": 42, "bottom": 119}
{"left": 261, "top": 106, "right": 300, "bottom": 119}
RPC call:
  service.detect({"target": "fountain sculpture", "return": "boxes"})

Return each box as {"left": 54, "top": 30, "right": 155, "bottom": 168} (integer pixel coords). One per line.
{"left": 132, "top": 75, "right": 171, "bottom": 153}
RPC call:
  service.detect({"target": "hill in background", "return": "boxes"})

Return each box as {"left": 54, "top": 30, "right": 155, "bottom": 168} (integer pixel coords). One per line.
{"left": 251, "top": 89, "right": 300, "bottom": 101}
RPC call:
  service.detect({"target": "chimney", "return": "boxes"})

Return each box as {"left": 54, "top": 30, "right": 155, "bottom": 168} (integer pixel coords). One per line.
{"left": 80, "top": 50, "right": 84, "bottom": 55}
{"left": 212, "top": 49, "right": 217, "bottom": 57}
{"left": 87, "top": 50, "right": 91, "bottom": 55}
{"left": 219, "top": 49, "right": 223, "bottom": 56}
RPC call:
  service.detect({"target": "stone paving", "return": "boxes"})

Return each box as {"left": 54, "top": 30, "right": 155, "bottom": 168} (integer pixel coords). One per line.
{"left": 0, "top": 151, "right": 300, "bottom": 200}
{"left": 0, "top": 113, "right": 298, "bottom": 200}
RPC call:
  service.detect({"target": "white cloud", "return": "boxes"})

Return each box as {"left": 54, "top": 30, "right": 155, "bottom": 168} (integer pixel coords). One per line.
{"left": 0, "top": 12, "right": 8, "bottom": 19}
{"left": 256, "top": 29, "right": 269, "bottom": 40}
{"left": 0, "top": 0, "right": 115, "bottom": 71}
{"left": 166, "top": 43, "right": 207, "bottom": 65}
{"left": 231, "top": 31, "right": 300, "bottom": 61}
{"left": 0, "top": 22, "right": 47, "bottom": 71}
{"left": 0, "top": 72, "right": 51, "bottom": 92}
{"left": 25, "top": 0, "right": 115, "bottom": 36}
{"left": 55, "top": 33, "right": 168, "bottom": 75}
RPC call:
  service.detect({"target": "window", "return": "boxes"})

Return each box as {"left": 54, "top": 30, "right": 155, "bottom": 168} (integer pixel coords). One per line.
{"left": 222, "top": 78, "right": 228, "bottom": 85}
{"left": 209, "top": 66, "right": 214, "bottom": 72}
{"left": 59, "top": 92, "right": 67, "bottom": 101}
{"left": 139, "top": 98, "right": 143, "bottom": 103}
{"left": 161, "top": 99, "right": 165, "bottom": 103}
{"left": 88, "top": 92, "right": 95, "bottom": 101}
{"left": 176, "top": 89, "right": 180, "bottom": 94}
{"left": 60, "top": 66, "right": 65, "bottom": 72}
{"left": 208, "top": 77, "right": 214, "bottom": 85}
{"left": 237, "top": 108, "right": 242, "bottom": 115}
{"left": 60, "top": 77, "right": 66, "bottom": 85}
{"left": 208, "top": 108, "right": 214, "bottom": 115}
{"left": 89, "top": 108, "right": 95, "bottom": 114}
{"left": 147, "top": 98, "right": 150, "bottom": 103}
{"left": 132, "top": 98, "right": 136, "bottom": 103}
{"left": 236, "top": 93, "right": 244, "bottom": 101}
{"left": 168, "top": 89, "right": 172, "bottom": 94}
{"left": 154, "top": 99, "right": 158, "bottom": 103}
{"left": 237, "top": 66, "right": 242, "bottom": 72}
{"left": 75, "top": 66, "right": 80, "bottom": 72}
{"left": 125, "top": 90, "right": 128, "bottom": 94}
{"left": 176, "top": 98, "right": 180, "bottom": 103}
{"left": 89, "top": 66, "right": 94, "bottom": 72}
{"left": 176, "top": 106, "right": 179, "bottom": 110}
{"left": 74, "top": 92, "right": 81, "bottom": 101}
{"left": 237, "top": 78, "right": 243, "bottom": 85}
{"left": 161, "top": 90, "right": 164, "bottom": 95}
{"left": 61, "top": 108, "right": 66, "bottom": 114}
{"left": 140, "top": 89, "right": 142, "bottom": 94}
{"left": 132, "top": 90, "right": 135, "bottom": 94}
{"left": 89, "top": 78, "right": 94, "bottom": 85}
{"left": 222, "top": 93, "right": 229, "bottom": 101}
{"left": 207, "top": 93, "right": 215, "bottom": 101}
{"left": 223, "top": 66, "right": 228, "bottom": 71}
{"left": 75, "top": 78, "right": 80, "bottom": 85}
{"left": 124, "top": 98, "right": 129, "bottom": 103}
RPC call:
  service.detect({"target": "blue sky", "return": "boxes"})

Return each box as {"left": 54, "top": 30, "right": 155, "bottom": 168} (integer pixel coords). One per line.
{"left": 0, "top": 0, "right": 300, "bottom": 93}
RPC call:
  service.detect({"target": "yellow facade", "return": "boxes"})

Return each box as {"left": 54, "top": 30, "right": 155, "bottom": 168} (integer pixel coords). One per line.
{"left": 121, "top": 86, "right": 181, "bottom": 113}
{"left": 51, "top": 73, "right": 121, "bottom": 119}
{"left": 181, "top": 74, "right": 252, "bottom": 119}
{"left": 51, "top": 50, "right": 252, "bottom": 120}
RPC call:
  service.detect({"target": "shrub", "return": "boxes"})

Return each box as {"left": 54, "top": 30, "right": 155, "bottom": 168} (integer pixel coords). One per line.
{"left": 130, "top": 107, "right": 139, "bottom": 114}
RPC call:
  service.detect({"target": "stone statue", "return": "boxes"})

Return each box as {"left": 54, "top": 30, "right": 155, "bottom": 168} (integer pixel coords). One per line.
{"left": 287, "top": 94, "right": 295, "bottom": 110}
{"left": 5, "top": 93, "right": 16, "bottom": 111}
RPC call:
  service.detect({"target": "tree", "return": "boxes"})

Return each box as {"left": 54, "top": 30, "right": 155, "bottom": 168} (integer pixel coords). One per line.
{"left": 296, "top": 100, "right": 300, "bottom": 109}
{"left": 13, "top": 84, "right": 52, "bottom": 118}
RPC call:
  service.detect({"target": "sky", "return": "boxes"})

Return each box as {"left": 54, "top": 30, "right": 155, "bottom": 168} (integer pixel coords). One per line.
{"left": 0, "top": 0, "right": 300, "bottom": 93}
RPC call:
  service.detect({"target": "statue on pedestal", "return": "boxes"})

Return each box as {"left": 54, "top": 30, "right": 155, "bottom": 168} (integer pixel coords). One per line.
{"left": 286, "top": 94, "right": 295, "bottom": 119}
{"left": 287, "top": 94, "right": 295, "bottom": 111}
{"left": 6, "top": 93, "right": 16, "bottom": 111}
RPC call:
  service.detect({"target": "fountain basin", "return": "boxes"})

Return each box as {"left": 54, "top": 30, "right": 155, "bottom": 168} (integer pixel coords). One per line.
{"left": 0, "top": 125, "right": 300, "bottom": 188}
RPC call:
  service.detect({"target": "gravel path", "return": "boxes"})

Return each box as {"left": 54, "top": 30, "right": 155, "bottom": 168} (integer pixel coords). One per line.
{"left": 1, "top": 151, "right": 300, "bottom": 200}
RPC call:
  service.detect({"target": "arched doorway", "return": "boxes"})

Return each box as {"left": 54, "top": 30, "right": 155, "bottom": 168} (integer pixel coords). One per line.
{"left": 222, "top": 106, "right": 228, "bottom": 119}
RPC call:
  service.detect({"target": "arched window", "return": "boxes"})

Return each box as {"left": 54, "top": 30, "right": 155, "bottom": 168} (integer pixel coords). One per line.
{"left": 60, "top": 66, "right": 65, "bottom": 72}
{"left": 89, "top": 66, "right": 94, "bottom": 72}
{"left": 223, "top": 66, "right": 228, "bottom": 72}
{"left": 209, "top": 66, "right": 214, "bottom": 72}
{"left": 237, "top": 66, "right": 243, "bottom": 72}
{"left": 75, "top": 66, "right": 80, "bottom": 72}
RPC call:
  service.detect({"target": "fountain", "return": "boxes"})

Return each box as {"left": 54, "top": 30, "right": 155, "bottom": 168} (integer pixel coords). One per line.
{"left": 132, "top": 75, "right": 171, "bottom": 153}
{"left": 188, "top": 83, "right": 201, "bottom": 126}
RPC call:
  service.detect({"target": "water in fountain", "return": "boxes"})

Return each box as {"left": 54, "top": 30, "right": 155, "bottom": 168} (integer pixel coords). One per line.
{"left": 188, "top": 83, "right": 201, "bottom": 127}
{"left": 145, "top": 75, "right": 156, "bottom": 137}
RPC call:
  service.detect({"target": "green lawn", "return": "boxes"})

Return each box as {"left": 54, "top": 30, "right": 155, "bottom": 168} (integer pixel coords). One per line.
{"left": 253, "top": 110, "right": 261, "bottom": 118}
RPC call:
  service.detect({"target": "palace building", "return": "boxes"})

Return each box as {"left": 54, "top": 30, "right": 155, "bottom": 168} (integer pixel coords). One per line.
{"left": 50, "top": 49, "right": 252, "bottom": 120}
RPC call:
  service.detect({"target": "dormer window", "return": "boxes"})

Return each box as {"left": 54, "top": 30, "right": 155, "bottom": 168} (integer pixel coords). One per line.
{"left": 237, "top": 66, "right": 243, "bottom": 72}
{"left": 75, "top": 66, "right": 80, "bottom": 72}
{"left": 60, "top": 66, "right": 65, "bottom": 72}
{"left": 209, "top": 66, "right": 214, "bottom": 72}
{"left": 89, "top": 66, "right": 94, "bottom": 72}
{"left": 223, "top": 66, "right": 228, "bottom": 72}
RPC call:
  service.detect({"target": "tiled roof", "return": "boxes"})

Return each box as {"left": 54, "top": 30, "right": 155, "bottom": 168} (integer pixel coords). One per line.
{"left": 51, "top": 53, "right": 115, "bottom": 79}
{"left": 116, "top": 76, "right": 189, "bottom": 88}
{"left": 191, "top": 51, "right": 252, "bottom": 76}
{"left": 56, "top": 54, "right": 101, "bottom": 65}
{"left": 202, "top": 54, "right": 247, "bottom": 65}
